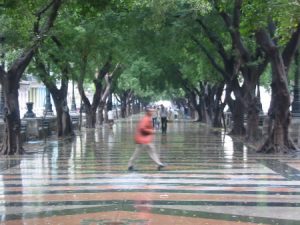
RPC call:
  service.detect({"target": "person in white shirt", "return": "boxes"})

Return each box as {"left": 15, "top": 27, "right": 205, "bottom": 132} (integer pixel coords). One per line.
{"left": 108, "top": 110, "right": 114, "bottom": 129}
{"left": 152, "top": 106, "right": 157, "bottom": 128}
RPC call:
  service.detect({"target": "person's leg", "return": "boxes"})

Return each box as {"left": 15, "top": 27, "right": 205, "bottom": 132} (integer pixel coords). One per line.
{"left": 165, "top": 118, "right": 167, "bottom": 133}
{"left": 145, "top": 143, "right": 163, "bottom": 166}
{"left": 162, "top": 117, "right": 167, "bottom": 133}
{"left": 109, "top": 120, "right": 114, "bottom": 128}
{"left": 128, "top": 144, "right": 143, "bottom": 169}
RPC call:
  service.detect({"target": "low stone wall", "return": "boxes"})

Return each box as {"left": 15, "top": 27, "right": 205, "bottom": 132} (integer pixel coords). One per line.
{"left": 23, "top": 116, "right": 57, "bottom": 139}
{"left": 0, "top": 115, "right": 84, "bottom": 142}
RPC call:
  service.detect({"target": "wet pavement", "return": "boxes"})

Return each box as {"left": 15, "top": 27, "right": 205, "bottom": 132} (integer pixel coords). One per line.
{"left": 1, "top": 116, "right": 300, "bottom": 225}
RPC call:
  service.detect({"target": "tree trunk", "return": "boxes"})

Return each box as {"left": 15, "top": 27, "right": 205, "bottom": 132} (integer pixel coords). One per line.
{"left": 226, "top": 77, "right": 246, "bottom": 136}
{"left": 195, "top": 105, "right": 202, "bottom": 122}
{"left": 256, "top": 29, "right": 298, "bottom": 153}
{"left": 229, "top": 98, "right": 246, "bottom": 135}
{"left": 121, "top": 98, "right": 127, "bottom": 118}
{"left": 53, "top": 97, "right": 73, "bottom": 137}
{"left": 85, "top": 106, "right": 97, "bottom": 128}
{"left": 246, "top": 96, "right": 261, "bottom": 141}
{"left": 126, "top": 103, "right": 131, "bottom": 116}
{"left": 258, "top": 57, "right": 296, "bottom": 153}
{"left": 199, "top": 96, "right": 210, "bottom": 123}
{"left": 212, "top": 83, "right": 225, "bottom": 128}
{"left": 132, "top": 99, "right": 139, "bottom": 114}
{"left": 98, "top": 101, "right": 105, "bottom": 125}
{"left": 0, "top": 83, "right": 24, "bottom": 155}
{"left": 212, "top": 106, "right": 223, "bottom": 127}
{"left": 244, "top": 78, "right": 262, "bottom": 142}
{"left": 206, "top": 93, "right": 214, "bottom": 123}
{"left": 187, "top": 92, "right": 202, "bottom": 121}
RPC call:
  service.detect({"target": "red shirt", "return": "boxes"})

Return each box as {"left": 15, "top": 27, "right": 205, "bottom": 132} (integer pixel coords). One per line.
{"left": 134, "top": 115, "right": 154, "bottom": 144}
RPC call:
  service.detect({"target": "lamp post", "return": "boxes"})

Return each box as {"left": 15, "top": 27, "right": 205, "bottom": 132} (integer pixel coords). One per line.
{"left": 69, "top": 62, "right": 76, "bottom": 112}
{"left": 292, "top": 51, "right": 300, "bottom": 117}
{"left": 0, "top": 35, "right": 5, "bottom": 118}
{"left": 44, "top": 88, "right": 53, "bottom": 116}
{"left": 43, "top": 63, "right": 53, "bottom": 116}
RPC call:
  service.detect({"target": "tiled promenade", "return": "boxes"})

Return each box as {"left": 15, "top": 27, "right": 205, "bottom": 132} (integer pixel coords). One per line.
{"left": 1, "top": 117, "right": 300, "bottom": 225}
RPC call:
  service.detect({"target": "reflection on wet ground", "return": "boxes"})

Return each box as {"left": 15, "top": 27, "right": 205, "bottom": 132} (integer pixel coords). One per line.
{"left": 1, "top": 117, "right": 300, "bottom": 225}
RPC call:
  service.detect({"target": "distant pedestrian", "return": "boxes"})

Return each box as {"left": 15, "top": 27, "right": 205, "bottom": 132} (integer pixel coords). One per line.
{"left": 180, "top": 106, "right": 184, "bottom": 119}
{"left": 152, "top": 106, "right": 158, "bottom": 128}
{"left": 156, "top": 107, "right": 160, "bottom": 129}
{"left": 184, "top": 106, "right": 189, "bottom": 119}
{"left": 108, "top": 110, "right": 114, "bottom": 129}
{"left": 128, "top": 107, "right": 165, "bottom": 171}
{"left": 160, "top": 104, "right": 168, "bottom": 134}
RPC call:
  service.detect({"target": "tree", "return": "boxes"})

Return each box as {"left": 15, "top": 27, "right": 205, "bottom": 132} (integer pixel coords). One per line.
{"left": 30, "top": 0, "right": 113, "bottom": 135}
{"left": 0, "top": 0, "right": 62, "bottom": 155}
{"left": 114, "top": 58, "right": 160, "bottom": 117}
{"left": 216, "top": 0, "right": 269, "bottom": 141}
{"left": 243, "top": 0, "right": 300, "bottom": 152}
{"left": 255, "top": 27, "right": 300, "bottom": 153}
{"left": 34, "top": 40, "right": 74, "bottom": 138}
{"left": 71, "top": 22, "right": 120, "bottom": 128}
{"left": 191, "top": 1, "right": 267, "bottom": 138}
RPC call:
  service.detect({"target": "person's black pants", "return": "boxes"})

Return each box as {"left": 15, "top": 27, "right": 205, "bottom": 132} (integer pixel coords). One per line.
{"left": 161, "top": 117, "right": 167, "bottom": 133}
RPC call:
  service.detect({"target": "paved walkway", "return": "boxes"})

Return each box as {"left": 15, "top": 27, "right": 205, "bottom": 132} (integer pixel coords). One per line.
{"left": 1, "top": 117, "right": 300, "bottom": 224}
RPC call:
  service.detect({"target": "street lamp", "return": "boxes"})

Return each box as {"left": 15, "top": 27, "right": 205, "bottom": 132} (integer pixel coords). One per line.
{"left": 69, "top": 62, "right": 76, "bottom": 112}
{"left": 44, "top": 87, "right": 53, "bottom": 116}
{"left": 44, "top": 63, "right": 53, "bottom": 116}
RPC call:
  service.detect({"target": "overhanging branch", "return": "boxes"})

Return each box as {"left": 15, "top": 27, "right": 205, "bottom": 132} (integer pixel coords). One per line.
{"left": 282, "top": 24, "right": 300, "bottom": 71}
{"left": 218, "top": 0, "right": 250, "bottom": 62}
{"left": 196, "top": 18, "right": 228, "bottom": 62}
{"left": 191, "top": 36, "right": 229, "bottom": 80}
{"left": 34, "top": 55, "right": 59, "bottom": 96}
{"left": 8, "top": 0, "right": 62, "bottom": 81}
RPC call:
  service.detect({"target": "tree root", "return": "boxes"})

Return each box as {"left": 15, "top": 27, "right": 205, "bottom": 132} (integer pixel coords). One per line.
{"left": 257, "top": 137, "right": 298, "bottom": 154}
{"left": 228, "top": 129, "right": 246, "bottom": 136}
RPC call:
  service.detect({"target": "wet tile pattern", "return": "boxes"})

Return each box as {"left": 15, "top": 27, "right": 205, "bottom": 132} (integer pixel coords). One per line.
{"left": 1, "top": 118, "right": 300, "bottom": 224}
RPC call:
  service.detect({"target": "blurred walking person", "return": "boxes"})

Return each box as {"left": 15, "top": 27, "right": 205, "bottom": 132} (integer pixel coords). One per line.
{"left": 128, "top": 107, "right": 165, "bottom": 171}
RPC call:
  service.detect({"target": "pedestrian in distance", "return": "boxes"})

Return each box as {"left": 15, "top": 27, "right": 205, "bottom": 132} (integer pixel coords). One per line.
{"left": 152, "top": 106, "right": 157, "bottom": 128}
{"left": 128, "top": 107, "right": 165, "bottom": 171}
{"left": 156, "top": 106, "right": 160, "bottom": 129}
{"left": 107, "top": 110, "right": 114, "bottom": 129}
{"left": 160, "top": 104, "right": 168, "bottom": 134}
